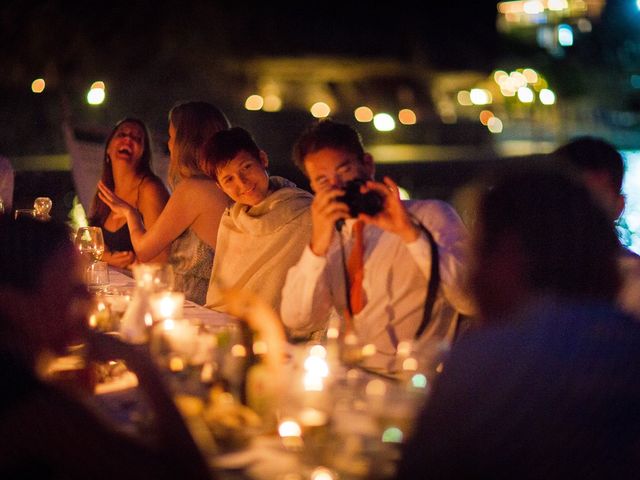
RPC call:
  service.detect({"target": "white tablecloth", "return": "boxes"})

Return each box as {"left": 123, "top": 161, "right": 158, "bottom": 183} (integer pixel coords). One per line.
{"left": 107, "top": 267, "right": 235, "bottom": 327}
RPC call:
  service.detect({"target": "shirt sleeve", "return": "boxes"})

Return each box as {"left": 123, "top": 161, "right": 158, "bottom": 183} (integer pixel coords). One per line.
{"left": 280, "top": 244, "right": 334, "bottom": 337}
{"left": 406, "top": 200, "right": 476, "bottom": 316}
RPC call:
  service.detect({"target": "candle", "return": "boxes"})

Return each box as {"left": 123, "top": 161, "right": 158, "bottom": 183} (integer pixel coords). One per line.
{"left": 160, "top": 318, "right": 198, "bottom": 356}
{"left": 149, "top": 291, "right": 184, "bottom": 323}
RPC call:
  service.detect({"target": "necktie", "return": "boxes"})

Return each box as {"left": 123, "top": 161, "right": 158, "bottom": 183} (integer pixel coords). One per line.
{"left": 347, "top": 220, "right": 365, "bottom": 315}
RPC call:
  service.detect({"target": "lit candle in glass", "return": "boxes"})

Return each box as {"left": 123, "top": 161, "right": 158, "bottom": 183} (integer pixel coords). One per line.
{"left": 149, "top": 291, "right": 184, "bottom": 323}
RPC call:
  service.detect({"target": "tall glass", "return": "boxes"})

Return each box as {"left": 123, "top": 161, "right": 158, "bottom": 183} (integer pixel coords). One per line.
{"left": 75, "top": 227, "right": 107, "bottom": 290}
{"left": 74, "top": 226, "right": 105, "bottom": 265}
{"left": 75, "top": 227, "right": 104, "bottom": 274}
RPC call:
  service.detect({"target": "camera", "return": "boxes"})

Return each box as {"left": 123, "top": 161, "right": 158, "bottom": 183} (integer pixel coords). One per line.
{"left": 337, "top": 179, "right": 384, "bottom": 218}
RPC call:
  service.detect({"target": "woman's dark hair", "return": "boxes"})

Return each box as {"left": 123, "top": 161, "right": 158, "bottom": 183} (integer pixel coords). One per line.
{"left": 88, "top": 118, "right": 154, "bottom": 227}
{"left": 477, "top": 167, "right": 621, "bottom": 302}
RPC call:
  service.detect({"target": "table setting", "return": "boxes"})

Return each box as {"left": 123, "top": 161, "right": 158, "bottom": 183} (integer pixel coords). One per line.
{"left": 46, "top": 230, "right": 449, "bottom": 480}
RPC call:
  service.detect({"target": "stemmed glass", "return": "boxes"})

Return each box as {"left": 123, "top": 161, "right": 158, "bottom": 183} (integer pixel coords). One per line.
{"left": 75, "top": 227, "right": 106, "bottom": 288}
{"left": 75, "top": 226, "right": 105, "bottom": 264}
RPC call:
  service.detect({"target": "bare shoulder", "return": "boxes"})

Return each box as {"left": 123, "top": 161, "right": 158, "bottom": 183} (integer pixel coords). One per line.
{"left": 140, "top": 175, "right": 170, "bottom": 203}
{"left": 174, "top": 176, "right": 228, "bottom": 202}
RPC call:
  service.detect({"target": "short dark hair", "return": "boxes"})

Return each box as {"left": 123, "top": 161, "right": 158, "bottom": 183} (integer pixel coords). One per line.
{"left": 0, "top": 215, "right": 73, "bottom": 291}
{"left": 292, "top": 119, "right": 365, "bottom": 176}
{"left": 203, "top": 127, "right": 261, "bottom": 179}
{"left": 476, "top": 167, "right": 620, "bottom": 302}
{"left": 552, "top": 136, "right": 624, "bottom": 194}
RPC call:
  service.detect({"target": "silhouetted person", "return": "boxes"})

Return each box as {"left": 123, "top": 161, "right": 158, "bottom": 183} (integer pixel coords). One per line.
{"left": 0, "top": 215, "right": 211, "bottom": 479}
{"left": 397, "top": 168, "right": 640, "bottom": 479}
{"left": 553, "top": 135, "right": 640, "bottom": 318}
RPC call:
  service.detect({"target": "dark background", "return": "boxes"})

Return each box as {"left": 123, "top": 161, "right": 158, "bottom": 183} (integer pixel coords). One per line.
{"left": 4, "top": 1, "right": 640, "bottom": 222}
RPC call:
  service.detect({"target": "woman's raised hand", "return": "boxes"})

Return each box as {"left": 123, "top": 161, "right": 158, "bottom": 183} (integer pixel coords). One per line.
{"left": 97, "top": 181, "right": 133, "bottom": 219}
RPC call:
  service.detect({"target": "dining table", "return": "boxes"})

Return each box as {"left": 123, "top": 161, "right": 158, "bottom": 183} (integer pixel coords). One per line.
{"left": 77, "top": 265, "right": 436, "bottom": 480}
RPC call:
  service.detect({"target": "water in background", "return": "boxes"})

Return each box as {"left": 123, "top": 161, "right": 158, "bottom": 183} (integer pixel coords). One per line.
{"left": 621, "top": 151, "right": 640, "bottom": 255}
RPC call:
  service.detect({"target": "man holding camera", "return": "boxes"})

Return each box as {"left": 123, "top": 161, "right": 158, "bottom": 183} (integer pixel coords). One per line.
{"left": 281, "top": 119, "right": 475, "bottom": 372}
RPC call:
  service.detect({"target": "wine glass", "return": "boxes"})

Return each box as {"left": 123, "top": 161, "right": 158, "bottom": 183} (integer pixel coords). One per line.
{"left": 75, "top": 227, "right": 107, "bottom": 290}
{"left": 75, "top": 227, "right": 105, "bottom": 264}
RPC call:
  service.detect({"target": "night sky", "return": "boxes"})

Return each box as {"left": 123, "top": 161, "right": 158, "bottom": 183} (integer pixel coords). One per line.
{"left": 0, "top": 1, "right": 501, "bottom": 157}
{"left": 1, "top": 1, "right": 500, "bottom": 83}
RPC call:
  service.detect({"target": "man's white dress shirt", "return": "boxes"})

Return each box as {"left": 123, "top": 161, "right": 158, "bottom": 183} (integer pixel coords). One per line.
{"left": 281, "top": 199, "right": 475, "bottom": 371}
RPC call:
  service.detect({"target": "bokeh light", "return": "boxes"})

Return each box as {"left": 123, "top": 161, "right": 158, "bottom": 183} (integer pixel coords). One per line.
{"left": 522, "top": 68, "right": 538, "bottom": 84}
{"left": 87, "top": 87, "right": 105, "bottom": 105}
{"left": 457, "top": 91, "right": 472, "bottom": 106}
{"left": 262, "top": 94, "right": 282, "bottom": 112}
{"left": 382, "top": 427, "right": 403, "bottom": 443}
{"left": 398, "top": 186, "right": 410, "bottom": 200}
{"left": 487, "top": 117, "right": 504, "bottom": 133}
{"left": 310, "top": 102, "right": 331, "bottom": 118}
{"left": 470, "top": 88, "right": 492, "bottom": 105}
{"left": 539, "top": 88, "right": 556, "bottom": 105}
{"left": 479, "top": 110, "right": 494, "bottom": 125}
{"left": 517, "top": 86, "right": 534, "bottom": 103}
{"left": 245, "top": 94, "right": 264, "bottom": 111}
{"left": 31, "top": 78, "right": 45, "bottom": 93}
{"left": 398, "top": 108, "right": 417, "bottom": 125}
{"left": 558, "top": 24, "right": 573, "bottom": 47}
{"left": 373, "top": 113, "right": 395, "bottom": 131}
{"left": 354, "top": 106, "right": 374, "bottom": 122}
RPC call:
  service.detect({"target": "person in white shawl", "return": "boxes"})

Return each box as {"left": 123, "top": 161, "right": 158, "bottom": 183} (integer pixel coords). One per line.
{"left": 203, "top": 127, "right": 313, "bottom": 317}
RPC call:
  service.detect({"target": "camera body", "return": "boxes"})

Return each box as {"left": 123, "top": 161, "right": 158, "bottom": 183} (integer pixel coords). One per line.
{"left": 337, "top": 179, "right": 384, "bottom": 218}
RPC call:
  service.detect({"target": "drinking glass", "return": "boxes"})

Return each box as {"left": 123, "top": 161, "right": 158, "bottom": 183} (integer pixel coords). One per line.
{"left": 75, "top": 226, "right": 105, "bottom": 266}
{"left": 132, "top": 263, "right": 174, "bottom": 292}
{"left": 33, "top": 196, "right": 53, "bottom": 220}
{"left": 87, "top": 261, "right": 110, "bottom": 290}
{"left": 14, "top": 208, "right": 36, "bottom": 219}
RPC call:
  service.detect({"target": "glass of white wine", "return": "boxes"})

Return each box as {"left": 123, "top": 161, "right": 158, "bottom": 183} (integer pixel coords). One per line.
{"left": 75, "top": 227, "right": 106, "bottom": 288}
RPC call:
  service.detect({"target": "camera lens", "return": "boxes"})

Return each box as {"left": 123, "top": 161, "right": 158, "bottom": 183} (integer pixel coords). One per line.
{"left": 337, "top": 179, "right": 384, "bottom": 217}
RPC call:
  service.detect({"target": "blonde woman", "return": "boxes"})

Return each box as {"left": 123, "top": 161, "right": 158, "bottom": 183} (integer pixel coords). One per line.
{"left": 98, "top": 101, "right": 230, "bottom": 304}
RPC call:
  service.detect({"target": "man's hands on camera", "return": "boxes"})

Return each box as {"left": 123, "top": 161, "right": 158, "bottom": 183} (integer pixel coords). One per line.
{"left": 310, "top": 185, "right": 351, "bottom": 256}
{"left": 359, "top": 177, "right": 419, "bottom": 243}
{"left": 310, "top": 176, "right": 419, "bottom": 256}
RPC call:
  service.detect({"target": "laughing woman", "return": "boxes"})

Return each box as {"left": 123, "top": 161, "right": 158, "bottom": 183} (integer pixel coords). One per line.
{"left": 89, "top": 118, "right": 170, "bottom": 269}
{"left": 98, "top": 102, "right": 231, "bottom": 304}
